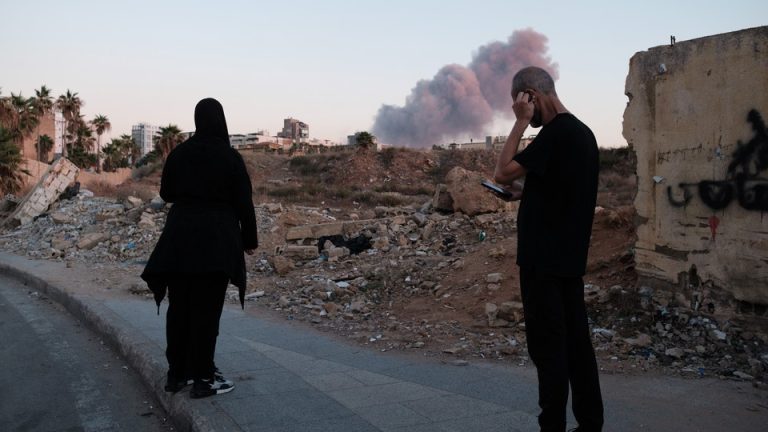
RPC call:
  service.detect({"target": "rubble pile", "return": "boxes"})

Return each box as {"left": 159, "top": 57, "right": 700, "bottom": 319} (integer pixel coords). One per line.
{"left": 1, "top": 191, "right": 765, "bottom": 384}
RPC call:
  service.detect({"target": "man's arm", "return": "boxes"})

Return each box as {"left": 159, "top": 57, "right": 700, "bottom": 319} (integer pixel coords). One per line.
{"left": 494, "top": 92, "right": 533, "bottom": 185}
{"left": 494, "top": 121, "right": 528, "bottom": 185}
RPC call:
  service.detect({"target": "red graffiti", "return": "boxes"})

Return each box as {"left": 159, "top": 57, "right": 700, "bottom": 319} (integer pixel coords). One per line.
{"left": 708, "top": 215, "right": 720, "bottom": 241}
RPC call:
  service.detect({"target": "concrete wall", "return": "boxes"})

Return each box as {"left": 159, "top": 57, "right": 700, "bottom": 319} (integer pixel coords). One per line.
{"left": 21, "top": 158, "right": 132, "bottom": 190}
{"left": 623, "top": 26, "right": 768, "bottom": 307}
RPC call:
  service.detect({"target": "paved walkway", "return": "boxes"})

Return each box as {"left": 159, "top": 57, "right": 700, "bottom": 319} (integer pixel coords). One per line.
{"left": 1, "top": 251, "right": 766, "bottom": 432}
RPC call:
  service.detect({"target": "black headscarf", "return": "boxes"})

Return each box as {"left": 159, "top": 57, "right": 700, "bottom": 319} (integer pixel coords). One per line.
{"left": 194, "top": 98, "right": 230, "bottom": 144}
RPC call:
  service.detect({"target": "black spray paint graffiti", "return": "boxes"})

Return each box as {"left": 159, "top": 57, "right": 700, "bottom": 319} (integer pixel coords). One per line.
{"left": 667, "top": 109, "right": 768, "bottom": 211}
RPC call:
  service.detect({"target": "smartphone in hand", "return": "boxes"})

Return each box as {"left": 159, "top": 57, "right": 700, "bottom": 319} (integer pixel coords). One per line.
{"left": 481, "top": 180, "right": 513, "bottom": 199}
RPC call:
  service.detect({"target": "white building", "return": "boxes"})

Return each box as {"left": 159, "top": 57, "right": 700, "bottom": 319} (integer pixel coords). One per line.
{"left": 132, "top": 123, "right": 160, "bottom": 156}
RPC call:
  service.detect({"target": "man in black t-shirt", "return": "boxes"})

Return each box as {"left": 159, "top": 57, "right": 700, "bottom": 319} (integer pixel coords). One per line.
{"left": 494, "top": 66, "right": 603, "bottom": 432}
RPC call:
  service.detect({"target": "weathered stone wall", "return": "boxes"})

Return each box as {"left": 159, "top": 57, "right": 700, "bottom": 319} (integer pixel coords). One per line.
{"left": 623, "top": 26, "right": 768, "bottom": 306}
{"left": 21, "top": 158, "right": 132, "bottom": 190}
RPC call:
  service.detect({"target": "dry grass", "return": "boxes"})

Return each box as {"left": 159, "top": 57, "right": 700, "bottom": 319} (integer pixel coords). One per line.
{"left": 132, "top": 161, "right": 163, "bottom": 180}
{"left": 114, "top": 183, "right": 158, "bottom": 202}
{"left": 85, "top": 180, "right": 117, "bottom": 197}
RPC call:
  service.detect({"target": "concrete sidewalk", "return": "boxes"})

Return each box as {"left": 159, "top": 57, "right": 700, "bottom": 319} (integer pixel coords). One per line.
{"left": 1, "top": 251, "right": 766, "bottom": 432}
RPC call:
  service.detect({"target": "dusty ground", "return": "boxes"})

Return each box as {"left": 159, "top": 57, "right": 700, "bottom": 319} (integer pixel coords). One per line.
{"left": 2, "top": 146, "right": 766, "bottom": 384}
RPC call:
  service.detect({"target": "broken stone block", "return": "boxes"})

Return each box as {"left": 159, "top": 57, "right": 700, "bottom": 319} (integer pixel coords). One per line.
{"left": 326, "top": 246, "right": 350, "bottom": 259}
{"left": 125, "top": 196, "right": 143, "bottom": 209}
{"left": 488, "top": 246, "right": 507, "bottom": 258}
{"left": 421, "top": 221, "right": 435, "bottom": 240}
{"left": 349, "top": 299, "right": 366, "bottom": 313}
{"left": 486, "top": 273, "right": 503, "bottom": 283}
{"left": 485, "top": 302, "right": 498, "bottom": 323}
{"left": 3, "top": 158, "right": 79, "bottom": 227}
{"left": 283, "top": 245, "right": 319, "bottom": 260}
{"left": 372, "top": 236, "right": 390, "bottom": 250}
{"left": 50, "top": 212, "right": 72, "bottom": 225}
{"left": 625, "top": 333, "right": 653, "bottom": 347}
{"left": 286, "top": 222, "right": 346, "bottom": 241}
{"left": 270, "top": 255, "right": 295, "bottom": 275}
{"left": 432, "top": 184, "right": 453, "bottom": 212}
{"left": 51, "top": 235, "right": 74, "bottom": 250}
{"left": 323, "top": 302, "right": 341, "bottom": 316}
{"left": 412, "top": 212, "right": 428, "bottom": 226}
{"left": 475, "top": 213, "right": 498, "bottom": 226}
{"left": 77, "top": 232, "right": 108, "bottom": 250}
{"left": 665, "top": 347, "right": 685, "bottom": 359}
{"left": 497, "top": 301, "right": 524, "bottom": 322}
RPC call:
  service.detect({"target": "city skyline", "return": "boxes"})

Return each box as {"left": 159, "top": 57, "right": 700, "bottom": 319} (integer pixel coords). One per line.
{"left": 1, "top": 0, "right": 765, "bottom": 148}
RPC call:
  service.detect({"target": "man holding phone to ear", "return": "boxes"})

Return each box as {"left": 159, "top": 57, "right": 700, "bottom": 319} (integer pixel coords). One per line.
{"left": 494, "top": 66, "right": 603, "bottom": 432}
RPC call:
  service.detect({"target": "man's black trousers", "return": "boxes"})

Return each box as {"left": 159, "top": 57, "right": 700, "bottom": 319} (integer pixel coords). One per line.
{"left": 520, "top": 266, "right": 604, "bottom": 432}
{"left": 166, "top": 273, "right": 229, "bottom": 382}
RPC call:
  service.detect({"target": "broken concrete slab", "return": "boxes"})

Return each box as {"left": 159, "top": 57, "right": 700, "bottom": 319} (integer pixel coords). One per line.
{"left": 3, "top": 158, "right": 79, "bottom": 227}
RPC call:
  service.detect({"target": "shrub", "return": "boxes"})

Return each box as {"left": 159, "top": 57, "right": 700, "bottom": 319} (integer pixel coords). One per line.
{"left": 86, "top": 180, "right": 116, "bottom": 197}
{"left": 132, "top": 160, "right": 162, "bottom": 180}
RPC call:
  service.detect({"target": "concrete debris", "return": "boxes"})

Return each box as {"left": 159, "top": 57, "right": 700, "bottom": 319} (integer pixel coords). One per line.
{"left": 3, "top": 158, "right": 79, "bottom": 227}
{"left": 1, "top": 192, "right": 765, "bottom": 384}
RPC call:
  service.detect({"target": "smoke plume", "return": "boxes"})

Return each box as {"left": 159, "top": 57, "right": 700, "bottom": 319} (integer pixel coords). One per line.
{"left": 372, "top": 28, "right": 558, "bottom": 148}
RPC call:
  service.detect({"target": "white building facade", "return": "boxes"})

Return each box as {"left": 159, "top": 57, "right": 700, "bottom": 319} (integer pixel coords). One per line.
{"left": 131, "top": 123, "right": 160, "bottom": 156}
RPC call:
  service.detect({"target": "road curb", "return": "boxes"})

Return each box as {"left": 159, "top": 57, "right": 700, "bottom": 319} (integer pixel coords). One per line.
{"left": 0, "top": 259, "right": 241, "bottom": 432}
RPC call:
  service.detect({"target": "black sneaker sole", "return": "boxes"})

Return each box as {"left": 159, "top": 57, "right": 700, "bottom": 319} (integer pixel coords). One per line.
{"left": 190, "top": 385, "right": 234, "bottom": 399}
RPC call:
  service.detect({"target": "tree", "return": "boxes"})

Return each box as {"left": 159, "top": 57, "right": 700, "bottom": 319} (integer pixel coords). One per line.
{"left": 9, "top": 93, "right": 39, "bottom": 148}
{"left": 66, "top": 115, "right": 96, "bottom": 169}
{"left": 30, "top": 85, "right": 54, "bottom": 162}
{"left": 91, "top": 114, "right": 111, "bottom": 172}
{"left": 37, "top": 135, "right": 53, "bottom": 162}
{"left": 354, "top": 131, "right": 376, "bottom": 150}
{"left": 101, "top": 134, "right": 137, "bottom": 171}
{"left": 154, "top": 124, "right": 183, "bottom": 160}
{"left": 0, "top": 89, "right": 18, "bottom": 130}
{"left": 0, "top": 126, "right": 29, "bottom": 195}
{"left": 55, "top": 90, "right": 82, "bottom": 158}
{"left": 117, "top": 134, "right": 141, "bottom": 165}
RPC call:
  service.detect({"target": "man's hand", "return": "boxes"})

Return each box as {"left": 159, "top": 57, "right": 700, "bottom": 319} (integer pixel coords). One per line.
{"left": 499, "top": 181, "right": 524, "bottom": 202}
{"left": 512, "top": 91, "right": 534, "bottom": 125}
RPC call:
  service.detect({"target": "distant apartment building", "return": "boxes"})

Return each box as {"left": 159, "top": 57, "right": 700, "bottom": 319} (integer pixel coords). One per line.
{"left": 132, "top": 123, "right": 160, "bottom": 156}
{"left": 278, "top": 118, "right": 308, "bottom": 141}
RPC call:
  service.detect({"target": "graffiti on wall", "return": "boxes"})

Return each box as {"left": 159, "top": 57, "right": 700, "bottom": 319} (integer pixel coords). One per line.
{"left": 667, "top": 109, "right": 768, "bottom": 211}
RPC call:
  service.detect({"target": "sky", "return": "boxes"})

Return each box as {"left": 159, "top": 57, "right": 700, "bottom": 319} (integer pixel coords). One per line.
{"left": 1, "top": 0, "right": 766, "bottom": 148}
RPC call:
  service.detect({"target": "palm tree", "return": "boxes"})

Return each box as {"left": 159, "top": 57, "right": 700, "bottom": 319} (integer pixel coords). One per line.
{"left": 55, "top": 90, "right": 82, "bottom": 158}
{"left": 30, "top": 85, "right": 54, "bottom": 163}
{"left": 37, "top": 134, "right": 53, "bottom": 162}
{"left": 0, "top": 89, "right": 18, "bottom": 130}
{"left": 154, "top": 124, "right": 183, "bottom": 160}
{"left": 0, "top": 126, "right": 28, "bottom": 195}
{"left": 91, "top": 114, "right": 111, "bottom": 172}
{"left": 118, "top": 134, "right": 141, "bottom": 164}
{"left": 354, "top": 131, "right": 377, "bottom": 150}
{"left": 9, "top": 93, "right": 39, "bottom": 150}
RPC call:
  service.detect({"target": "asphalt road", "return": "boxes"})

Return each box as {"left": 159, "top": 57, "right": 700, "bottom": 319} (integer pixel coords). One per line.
{"left": 0, "top": 274, "right": 173, "bottom": 432}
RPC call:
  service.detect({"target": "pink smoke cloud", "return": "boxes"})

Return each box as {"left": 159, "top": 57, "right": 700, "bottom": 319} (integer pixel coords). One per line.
{"left": 373, "top": 28, "right": 558, "bottom": 148}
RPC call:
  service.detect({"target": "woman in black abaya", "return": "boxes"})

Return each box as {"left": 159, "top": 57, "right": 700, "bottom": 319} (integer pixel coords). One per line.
{"left": 142, "top": 98, "right": 257, "bottom": 399}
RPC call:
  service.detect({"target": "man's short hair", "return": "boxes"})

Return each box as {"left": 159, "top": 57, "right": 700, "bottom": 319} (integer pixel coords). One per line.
{"left": 512, "top": 66, "right": 555, "bottom": 95}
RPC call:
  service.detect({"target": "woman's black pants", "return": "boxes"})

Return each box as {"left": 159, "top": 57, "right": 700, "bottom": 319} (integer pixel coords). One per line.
{"left": 166, "top": 273, "right": 228, "bottom": 382}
